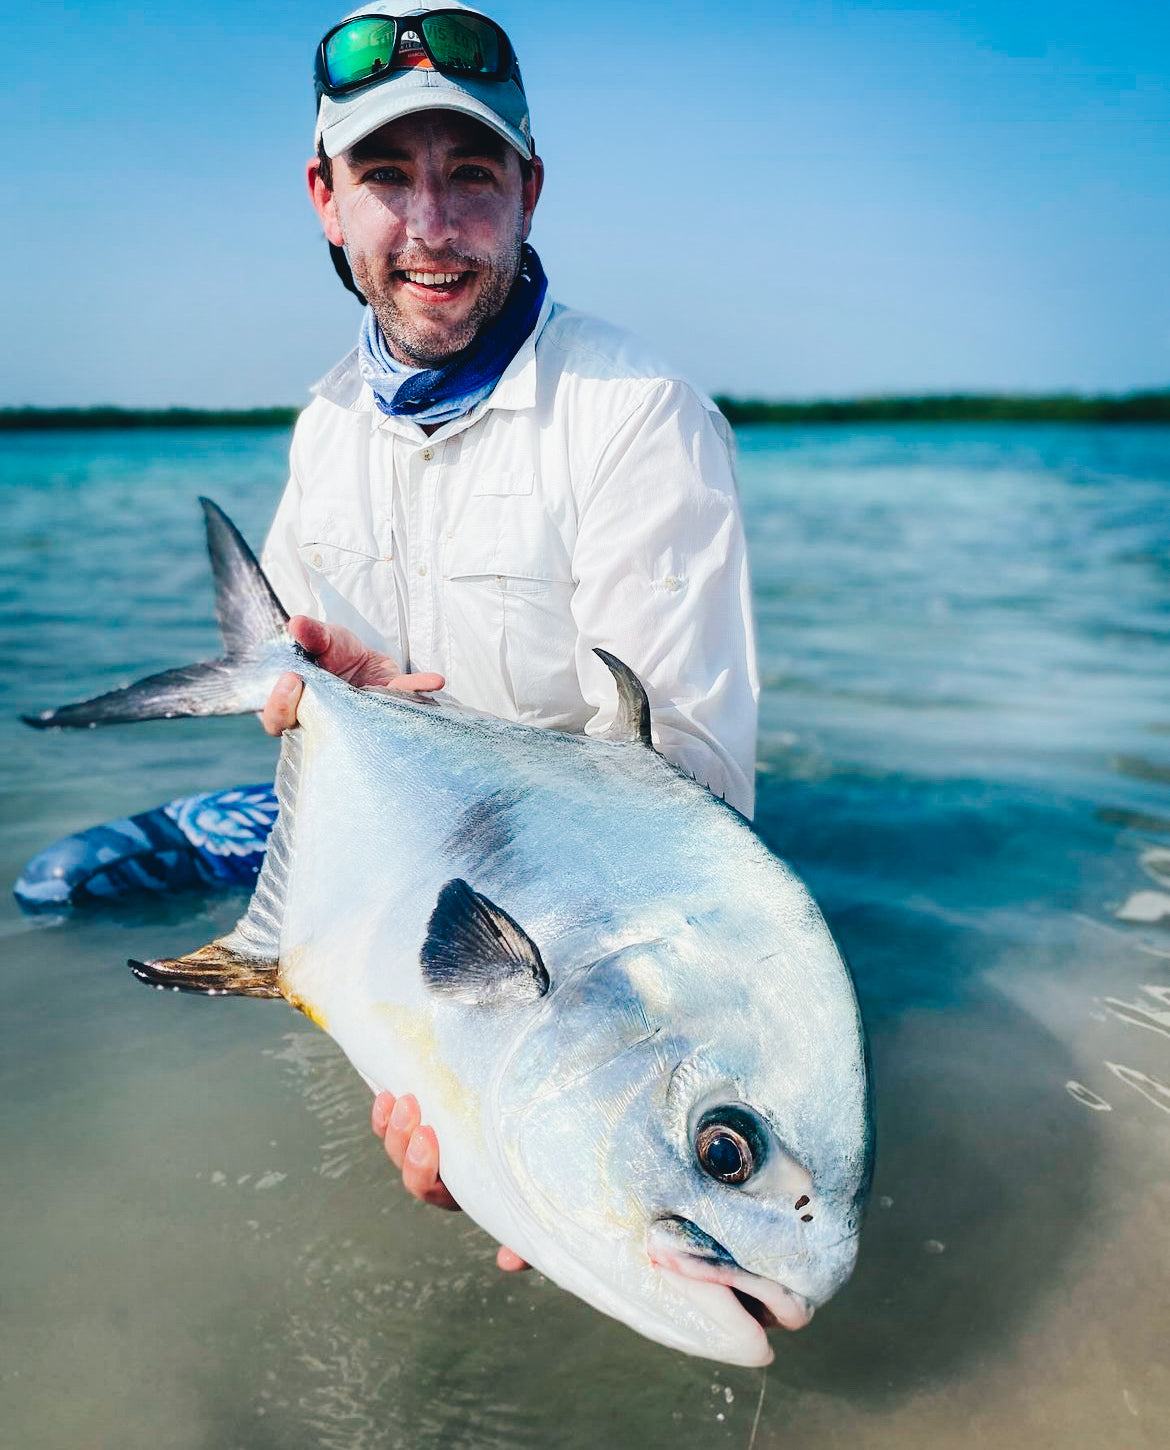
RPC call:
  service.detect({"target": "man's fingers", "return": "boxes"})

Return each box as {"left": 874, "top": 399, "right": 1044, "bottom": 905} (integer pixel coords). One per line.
{"left": 371, "top": 1090, "right": 395, "bottom": 1139}
{"left": 373, "top": 1094, "right": 462, "bottom": 1211}
{"left": 287, "top": 614, "right": 331, "bottom": 656}
{"left": 288, "top": 615, "right": 371, "bottom": 678}
{"left": 496, "top": 1246, "right": 532, "bottom": 1273}
{"left": 383, "top": 1093, "right": 421, "bottom": 1170}
{"left": 389, "top": 672, "right": 446, "bottom": 694}
{"left": 402, "top": 1124, "right": 436, "bottom": 1196}
{"left": 403, "top": 1126, "right": 461, "bottom": 1209}
{"left": 284, "top": 616, "right": 445, "bottom": 695}
{"left": 370, "top": 1092, "right": 520, "bottom": 1248}
{"left": 260, "top": 672, "right": 303, "bottom": 736}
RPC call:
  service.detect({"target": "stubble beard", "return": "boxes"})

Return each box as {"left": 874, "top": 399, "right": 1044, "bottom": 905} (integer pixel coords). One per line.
{"left": 350, "top": 231, "right": 524, "bottom": 368}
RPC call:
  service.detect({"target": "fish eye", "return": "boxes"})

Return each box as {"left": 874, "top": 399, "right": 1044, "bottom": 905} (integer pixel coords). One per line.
{"left": 694, "top": 1106, "right": 766, "bottom": 1186}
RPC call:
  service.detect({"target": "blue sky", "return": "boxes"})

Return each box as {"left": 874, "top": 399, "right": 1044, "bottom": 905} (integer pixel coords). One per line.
{"left": 5, "top": 1, "right": 1168, "bottom": 406}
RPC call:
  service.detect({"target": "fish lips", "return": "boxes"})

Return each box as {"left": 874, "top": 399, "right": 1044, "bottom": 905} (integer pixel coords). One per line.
{"left": 645, "top": 1216, "right": 813, "bottom": 1366}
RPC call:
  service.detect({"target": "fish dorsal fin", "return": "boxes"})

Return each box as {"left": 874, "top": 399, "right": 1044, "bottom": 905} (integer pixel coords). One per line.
{"left": 130, "top": 939, "right": 281, "bottom": 997}
{"left": 420, "top": 879, "right": 549, "bottom": 1006}
{"left": 594, "top": 649, "right": 653, "bottom": 747}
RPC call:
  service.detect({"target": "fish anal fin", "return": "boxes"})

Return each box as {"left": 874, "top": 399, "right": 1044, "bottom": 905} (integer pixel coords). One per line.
{"left": 131, "top": 715, "right": 300, "bottom": 999}
{"left": 130, "top": 940, "right": 283, "bottom": 998}
{"left": 421, "top": 879, "right": 549, "bottom": 1007}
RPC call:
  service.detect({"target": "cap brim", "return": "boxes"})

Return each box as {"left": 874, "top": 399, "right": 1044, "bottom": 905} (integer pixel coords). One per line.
{"left": 317, "top": 78, "right": 531, "bottom": 160}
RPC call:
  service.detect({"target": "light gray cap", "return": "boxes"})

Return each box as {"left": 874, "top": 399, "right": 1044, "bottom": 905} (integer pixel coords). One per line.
{"left": 315, "top": 1, "right": 533, "bottom": 160}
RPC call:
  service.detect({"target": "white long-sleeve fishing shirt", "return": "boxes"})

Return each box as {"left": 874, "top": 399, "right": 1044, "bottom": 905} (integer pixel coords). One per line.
{"left": 261, "top": 299, "right": 760, "bottom": 817}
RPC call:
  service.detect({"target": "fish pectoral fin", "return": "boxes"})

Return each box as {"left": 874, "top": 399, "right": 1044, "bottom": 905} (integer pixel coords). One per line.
{"left": 129, "top": 940, "right": 282, "bottom": 998}
{"left": 420, "top": 879, "right": 549, "bottom": 1007}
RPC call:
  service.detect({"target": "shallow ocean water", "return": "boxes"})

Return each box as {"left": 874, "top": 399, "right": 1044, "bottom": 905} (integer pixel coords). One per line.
{"left": 1, "top": 424, "right": 1168, "bottom": 1449}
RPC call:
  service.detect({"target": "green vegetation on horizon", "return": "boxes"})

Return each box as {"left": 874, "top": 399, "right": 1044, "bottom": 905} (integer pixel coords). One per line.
{"left": 0, "top": 406, "right": 299, "bottom": 432}
{"left": 2, "top": 389, "right": 1168, "bottom": 431}
{"left": 713, "top": 389, "right": 1170, "bottom": 425}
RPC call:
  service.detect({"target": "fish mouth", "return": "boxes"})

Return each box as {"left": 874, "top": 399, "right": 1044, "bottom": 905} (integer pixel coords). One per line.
{"left": 646, "top": 1216, "right": 812, "bottom": 1364}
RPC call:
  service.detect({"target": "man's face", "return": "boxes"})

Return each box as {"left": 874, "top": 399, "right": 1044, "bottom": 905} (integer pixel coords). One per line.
{"left": 310, "top": 111, "right": 543, "bottom": 367}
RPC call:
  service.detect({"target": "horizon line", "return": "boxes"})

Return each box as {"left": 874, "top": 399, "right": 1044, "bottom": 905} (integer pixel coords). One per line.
{"left": 2, "top": 388, "right": 1168, "bottom": 430}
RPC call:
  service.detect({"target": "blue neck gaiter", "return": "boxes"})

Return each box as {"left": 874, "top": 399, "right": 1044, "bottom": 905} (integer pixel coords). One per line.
{"left": 357, "top": 245, "right": 547, "bottom": 425}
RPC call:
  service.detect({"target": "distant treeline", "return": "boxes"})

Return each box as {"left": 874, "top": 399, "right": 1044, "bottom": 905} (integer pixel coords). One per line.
{"left": 0, "top": 406, "right": 299, "bottom": 431}
{"left": 3, "top": 391, "right": 1169, "bottom": 431}
{"left": 714, "top": 390, "right": 1170, "bottom": 425}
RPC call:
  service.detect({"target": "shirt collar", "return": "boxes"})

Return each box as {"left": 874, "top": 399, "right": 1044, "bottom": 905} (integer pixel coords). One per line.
{"left": 310, "top": 295, "right": 555, "bottom": 428}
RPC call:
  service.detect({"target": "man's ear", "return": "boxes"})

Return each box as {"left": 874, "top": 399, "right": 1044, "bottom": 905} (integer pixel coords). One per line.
{"left": 520, "top": 154, "right": 545, "bottom": 242}
{"left": 307, "top": 157, "right": 345, "bottom": 247}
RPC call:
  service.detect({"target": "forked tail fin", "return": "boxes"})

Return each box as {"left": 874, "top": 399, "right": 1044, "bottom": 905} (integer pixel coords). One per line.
{"left": 23, "top": 498, "right": 297, "bottom": 730}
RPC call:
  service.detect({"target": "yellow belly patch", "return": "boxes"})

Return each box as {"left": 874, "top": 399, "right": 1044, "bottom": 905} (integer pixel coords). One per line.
{"left": 288, "top": 994, "right": 329, "bottom": 1032}
{"left": 371, "top": 1001, "right": 480, "bottom": 1130}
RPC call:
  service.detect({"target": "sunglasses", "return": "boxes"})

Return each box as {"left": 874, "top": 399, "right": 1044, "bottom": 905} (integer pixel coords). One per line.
{"left": 316, "top": 10, "right": 519, "bottom": 96}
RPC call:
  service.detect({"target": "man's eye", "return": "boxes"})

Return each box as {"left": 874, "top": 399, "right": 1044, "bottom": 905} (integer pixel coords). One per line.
{"left": 364, "top": 168, "right": 407, "bottom": 184}
{"left": 453, "top": 165, "right": 493, "bottom": 182}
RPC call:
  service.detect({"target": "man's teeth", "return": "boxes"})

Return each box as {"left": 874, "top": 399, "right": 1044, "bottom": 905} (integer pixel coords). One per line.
{"left": 404, "top": 271, "right": 463, "bottom": 286}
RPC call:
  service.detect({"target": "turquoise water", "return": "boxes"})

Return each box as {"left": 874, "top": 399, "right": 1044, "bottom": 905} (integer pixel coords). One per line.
{"left": 2, "top": 426, "right": 1168, "bottom": 1448}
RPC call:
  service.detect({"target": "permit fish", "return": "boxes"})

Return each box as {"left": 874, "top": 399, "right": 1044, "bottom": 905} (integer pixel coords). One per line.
{"left": 26, "top": 499, "right": 873, "bottom": 1366}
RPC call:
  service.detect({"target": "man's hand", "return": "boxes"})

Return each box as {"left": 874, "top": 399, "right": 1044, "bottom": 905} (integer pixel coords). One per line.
{"left": 371, "top": 1092, "right": 531, "bottom": 1273}
{"left": 261, "top": 616, "right": 446, "bottom": 735}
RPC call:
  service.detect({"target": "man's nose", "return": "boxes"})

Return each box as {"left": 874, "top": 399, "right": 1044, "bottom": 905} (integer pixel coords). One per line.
{"left": 404, "top": 180, "right": 457, "bottom": 251}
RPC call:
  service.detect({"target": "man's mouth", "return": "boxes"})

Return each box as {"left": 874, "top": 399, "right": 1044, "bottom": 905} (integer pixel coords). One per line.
{"left": 398, "top": 269, "right": 472, "bottom": 292}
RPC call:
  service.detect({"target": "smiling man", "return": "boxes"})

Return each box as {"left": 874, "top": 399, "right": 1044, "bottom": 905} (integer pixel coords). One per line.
{"left": 327, "top": 111, "right": 541, "bottom": 365}
{"left": 259, "top": 1, "right": 759, "bottom": 1266}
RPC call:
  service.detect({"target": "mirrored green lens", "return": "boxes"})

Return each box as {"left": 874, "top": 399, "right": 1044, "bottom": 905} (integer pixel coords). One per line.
{"left": 420, "top": 13, "right": 502, "bottom": 74}
{"left": 324, "top": 18, "right": 398, "bottom": 88}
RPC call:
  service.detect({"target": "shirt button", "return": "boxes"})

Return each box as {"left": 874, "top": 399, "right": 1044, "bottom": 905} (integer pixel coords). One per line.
{"left": 418, "top": 563, "right": 428, "bottom": 577}
{"left": 664, "top": 574, "right": 680, "bottom": 592}
{"left": 311, "top": 552, "right": 323, "bottom": 568}
{"left": 420, "top": 447, "right": 434, "bottom": 461}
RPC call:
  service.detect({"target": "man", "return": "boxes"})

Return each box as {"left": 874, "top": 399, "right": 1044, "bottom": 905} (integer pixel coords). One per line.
{"left": 261, "top": 2, "right": 759, "bottom": 1268}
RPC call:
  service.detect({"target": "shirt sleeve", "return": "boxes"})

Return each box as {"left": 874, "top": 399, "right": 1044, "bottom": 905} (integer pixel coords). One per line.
{"left": 570, "top": 380, "right": 760, "bottom": 818}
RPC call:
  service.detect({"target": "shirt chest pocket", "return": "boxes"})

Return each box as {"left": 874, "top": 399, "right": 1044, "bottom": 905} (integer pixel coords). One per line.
{"left": 471, "top": 473, "right": 534, "bottom": 499}
{"left": 295, "top": 540, "right": 404, "bottom": 661}
{"left": 443, "top": 487, "right": 573, "bottom": 591}
{"left": 440, "top": 495, "right": 581, "bottom": 721}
